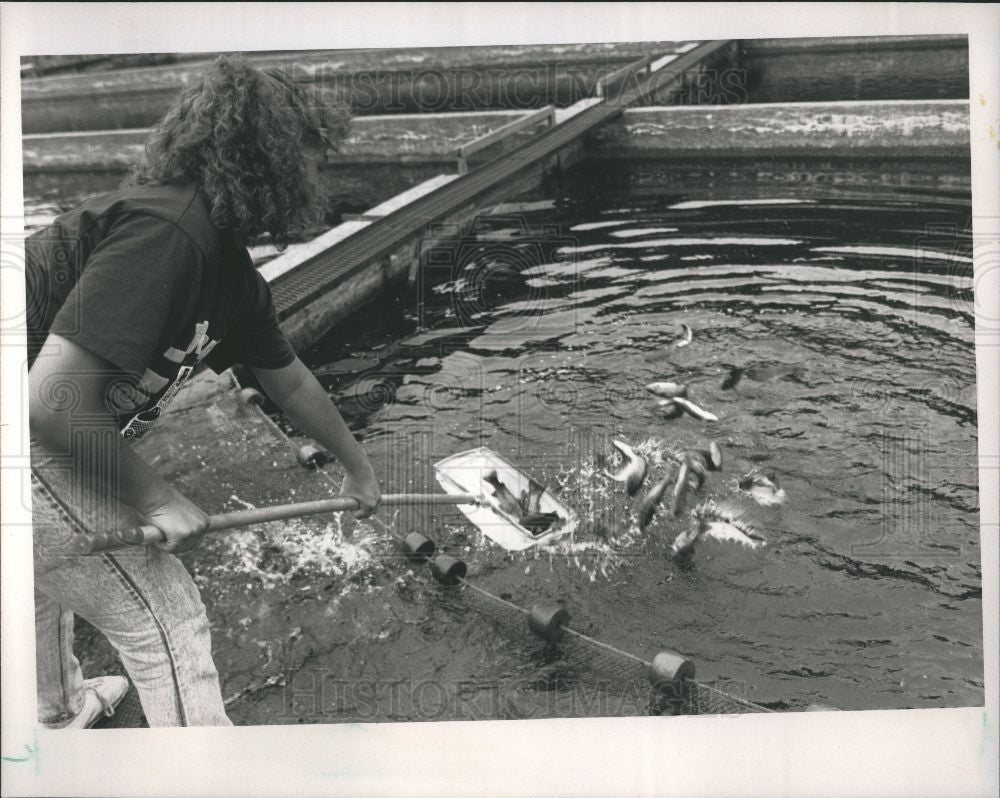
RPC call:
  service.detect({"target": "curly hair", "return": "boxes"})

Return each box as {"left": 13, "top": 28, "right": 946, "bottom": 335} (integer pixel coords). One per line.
{"left": 127, "top": 54, "right": 350, "bottom": 248}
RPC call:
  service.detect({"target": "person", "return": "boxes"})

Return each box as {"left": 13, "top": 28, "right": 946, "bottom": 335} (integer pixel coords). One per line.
{"left": 25, "top": 54, "right": 380, "bottom": 728}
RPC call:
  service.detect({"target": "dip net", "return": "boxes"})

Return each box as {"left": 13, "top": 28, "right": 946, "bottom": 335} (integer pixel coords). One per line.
{"left": 94, "top": 370, "right": 772, "bottom": 726}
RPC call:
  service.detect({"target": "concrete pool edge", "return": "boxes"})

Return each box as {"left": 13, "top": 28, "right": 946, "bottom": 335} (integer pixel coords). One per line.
{"left": 587, "top": 100, "right": 970, "bottom": 159}
{"left": 22, "top": 99, "right": 970, "bottom": 175}
{"left": 260, "top": 98, "right": 969, "bottom": 351}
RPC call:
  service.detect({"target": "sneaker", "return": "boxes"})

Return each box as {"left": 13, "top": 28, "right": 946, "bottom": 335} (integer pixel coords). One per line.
{"left": 47, "top": 676, "right": 130, "bottom": 730}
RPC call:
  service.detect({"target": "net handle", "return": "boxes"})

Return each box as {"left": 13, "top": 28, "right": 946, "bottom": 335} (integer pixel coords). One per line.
{"left": 72, "top": 493, "right": 482, "bottom": 554}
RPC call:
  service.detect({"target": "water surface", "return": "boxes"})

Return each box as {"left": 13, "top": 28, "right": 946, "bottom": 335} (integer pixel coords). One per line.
{"left": 38, "top": 162, "right": 982, "bottom": 719}
{"left": 290, "top": 172, "right": 981, "bottom": 715}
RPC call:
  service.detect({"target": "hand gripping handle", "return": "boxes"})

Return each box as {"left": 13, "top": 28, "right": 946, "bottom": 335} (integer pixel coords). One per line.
{"left": 70, "top": 493, "right": 483, "bottom": 555}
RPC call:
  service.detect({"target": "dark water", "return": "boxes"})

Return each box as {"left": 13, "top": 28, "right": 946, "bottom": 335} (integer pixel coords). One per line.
{"left": 292, "top": 173, "right": 982, "bottom": 715}
{"left": 34, "top": 162, "right": 983, "bottom": 719}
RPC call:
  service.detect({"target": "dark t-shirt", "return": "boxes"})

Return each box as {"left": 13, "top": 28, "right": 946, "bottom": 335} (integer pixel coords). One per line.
{"left": 25, "top": 181, "right": 296, "bottom": 439}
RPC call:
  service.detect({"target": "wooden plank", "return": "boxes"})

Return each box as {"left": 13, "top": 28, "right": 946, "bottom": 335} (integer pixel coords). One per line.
{"left": 341, "top": 174, "right": 460, "bottom": 221}
{"left": 258, "top": 221, "right": 370, "bottom": 282}
{"left": 648, "top": 54, "right": 680, "bottom": 72}
{"left": 595, "top": 53, "right": 658, "bottom": 98}
{"left": 554, "top": 97, "right": 603, "bottom": 124}
{"left": 456, "top": 106, "right": 555, "bottom": 173}
{"left": 258, "top": 174, "right": 459, "bottom": 282}
{"left": 270, "top": 40, "right": 735, "bottom": 329}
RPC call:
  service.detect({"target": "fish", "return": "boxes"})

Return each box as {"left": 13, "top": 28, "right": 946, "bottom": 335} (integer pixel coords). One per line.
{"left": 669, "top": 462, "right": 691, "bottom": 517}
{"left": 721, "top": 364, "right": 805, "bottom": 390}
{"left": 720, "top": 368, "right": 744, "bottom": 390}
{"left": 738, "top": 470, "right": 786, "bottom": 506}
{"left": 684, "top": 441, "right": 722, "bottom": 490}
{"left": 605, "top": 439, "right": 648, "bottom": 497}
{"left": 635, "top": 472, "right": 674, "bottom": 531}
{"left": 645, "top": 381, "right": 688, "bottom": 399}
{"left": 485, "top": 471, "right": 562, "bottom": 535}
{"left": 674, "top": 323, "right": 693, "bottom": 348}
{"left": 524, "top": 477, "right": 546, "bottom": 514}
{"left": 670, "top": 513, "right": 704, "bottom": 558}
{"left": 696, "top": 500, "right": 766, "bottom": 548}
{"left": 669, "top": 443, "right": 723, "bottom": 516}
{"left": 483, "top": 470, "right": 526, "bottom": 518}
{"left": 688, "top": 442, "right": 723, "bottom": 480}
{"left": 672, "top": 500, "right": 766, "bottom": 557}
{"left": 671, "top": 396, "right": 719, "bottom": 422}
{"left": 699, "top": 518, "right": 766, "bottom": 548}
{"left": 521, "top": 511, "right": 562, "bottom": 535}
{"left": 684, "top": 451, "right": 710, "bottom": 491}
{"left": 707, "top": 441, "right": 723, "bottom": 471}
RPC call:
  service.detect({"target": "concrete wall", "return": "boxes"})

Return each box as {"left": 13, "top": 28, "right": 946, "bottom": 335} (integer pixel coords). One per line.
{"left": 21, "top": 111, "right": 540, "bottom": 172}
{"left": 20, "top": 36, "right": 969, "bottom": 134}
{"left": 739, "top": 35, "right": 968, "bottom": 103}
{"left": 20, "top": 42, "right": 685, "bottom": 133}
{"left": 587, "top": 100, "right": 969, "bottom": 159}
{"left": 21, "top": 110, "right": 554, "bottom": 218}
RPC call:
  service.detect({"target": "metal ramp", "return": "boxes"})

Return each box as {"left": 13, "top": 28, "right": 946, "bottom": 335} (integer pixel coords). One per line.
{"left": 270, "top": 40, "right": 735, "bottom": 321}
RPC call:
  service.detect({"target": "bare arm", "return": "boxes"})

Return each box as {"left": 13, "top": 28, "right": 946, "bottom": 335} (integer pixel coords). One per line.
{"left": 251, "top": 357, "right": 381, "bottom": 516}
{"left": 29, "top": 334, "right": 208, "bottom": 552}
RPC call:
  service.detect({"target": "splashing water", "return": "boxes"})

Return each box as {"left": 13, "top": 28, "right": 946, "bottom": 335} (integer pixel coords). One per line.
{"left": 194, "top": 512, "right": 381, "bottom": 589}
{"left": 503, "top": 436, "right": 762, "bottom": 582}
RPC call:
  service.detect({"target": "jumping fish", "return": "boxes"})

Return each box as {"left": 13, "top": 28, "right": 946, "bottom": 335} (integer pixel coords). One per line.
{"left": 645, "top": 381, "right": 688, "bottom": 399}
{"left": 669, "top": 460, "right": 692, "bottom": 518}
{"left": 520, "top": 511, "right": 562, "bottom": 535}
{"left": 484, "top": 470, "right": 527, "bottom": 518}
{"left": 685, "top": 441, "right": 722, "bottom": 476}
{"left": 707, "top": 441, "right": 723, "bottom": 471}
{"left": 683, "top": 451, "right": 709, "bottom": 491}
{"left": 738, "top": 470, "right": 786, "bottom": 506}
{"left": 635, "top": 471, "right": 674, "bottom": 531}
{"left": 606, "top": 439, "right": 648, "bottom": 497}
{"left": 519, "top": 477, "right": 546, "bottom": 515}
{"left": 669, "top": 512, "right": 704, "bottom": 558}
{"left": 671, "top": 396, "right": 719, "bottom": 422}
{"left": 686, "top": 442, "right": 723, "bottom": 487}
{"left": 671, "top": 500, "right": 766, "bottom": 557}
{"left": 673, "top": 323, "right": 693, "bottom": 348}
{"left": 485, "top": 471, "right": 562, "bottom": 536}
{"left": 670, "top": 443, "right": 724, "bottom": 516}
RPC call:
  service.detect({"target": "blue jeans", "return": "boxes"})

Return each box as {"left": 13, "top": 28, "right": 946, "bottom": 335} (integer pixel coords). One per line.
{"left": 31, "top": 466, "right": 231, "bottom": 727}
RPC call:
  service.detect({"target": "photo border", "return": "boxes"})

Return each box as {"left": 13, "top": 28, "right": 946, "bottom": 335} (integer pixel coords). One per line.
{"left": 2, "top": 3, "right": 997, "bottom": 796}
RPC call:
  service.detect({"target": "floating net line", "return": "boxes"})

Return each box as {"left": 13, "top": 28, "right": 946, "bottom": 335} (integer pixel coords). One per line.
{"left": 101, "top": 370, "right": 772, "bottom": 725}
{"left": 448, "top": 575, "right": 773, "bottom": 717}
